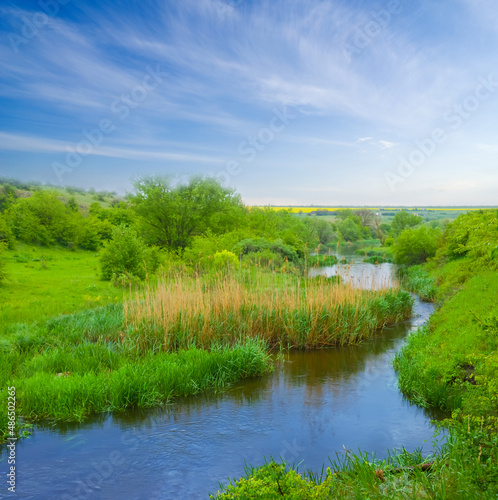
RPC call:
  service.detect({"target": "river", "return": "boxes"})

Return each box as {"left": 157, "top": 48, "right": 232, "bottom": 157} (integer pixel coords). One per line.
{"left": 0, "top": 259, "right": 445, "bottom": 500}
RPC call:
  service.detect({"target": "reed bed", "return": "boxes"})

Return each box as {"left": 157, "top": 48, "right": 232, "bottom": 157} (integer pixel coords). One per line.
{"left": 124, "top": 271, "right": 412, "bottom": 351}
{"left": 17, "top": 340, "right": 271, "bottom": 422}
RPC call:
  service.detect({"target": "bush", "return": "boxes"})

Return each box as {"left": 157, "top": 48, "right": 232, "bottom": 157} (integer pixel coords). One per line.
{"left": 0, "top": 243, "right": 7, "bottom": 285}
{"left": 233, "top": 238, "right": 300, "bottom": 264}
{"left": 0, "top": 213, "right": 15, "bottom": 249}
{"left": 212, "top": 250, "right": 238, "bottom": 270}
{"left": 393, "top": 225, "right": 441, "bottom": 266}
{"left": 100, "top": 226, "right": 159, "bottom": 281}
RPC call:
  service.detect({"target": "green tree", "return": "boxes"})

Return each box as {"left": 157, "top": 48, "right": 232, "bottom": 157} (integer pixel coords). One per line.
{"left": 390, "top": 210, "right": 422, "bottom": 238}
{"left": 393, "top": 225, "right": 441, "bottom": 265}
{"left": 0, "top": 242, "right": 6, "bottom": 285}
{"left": 338, "top": 217, "right": 363, "bottom": 242}
{"left": 6, "top": 191, "right": 68, "bottom": 245}
{"left": 131, "top": 176, "right": 245, "bottom": 251}
{"left": 0, "top": 213, "right": 15, "bottom": 249}
{"left": 0, "top": 184, "right": 16, "bottom": 212}
{"left": 100, "top": 226, "right": 159, "bottom": 281}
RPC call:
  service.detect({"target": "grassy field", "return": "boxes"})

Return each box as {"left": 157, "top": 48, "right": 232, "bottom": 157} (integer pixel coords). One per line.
{"left": 0, "top": 245, "right": 123, "bottom": 334}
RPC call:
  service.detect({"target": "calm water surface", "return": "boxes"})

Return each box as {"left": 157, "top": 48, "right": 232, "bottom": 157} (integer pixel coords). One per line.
{"left": 0, "top": 262, "right": 445, "bottom": 500}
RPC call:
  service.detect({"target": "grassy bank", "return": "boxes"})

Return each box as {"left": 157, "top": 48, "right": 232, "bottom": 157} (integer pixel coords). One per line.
{"left": 0, "top": 268, "right": 410, "bottom": 441}
{"left": 399, "top": 265, "right": 437, "bottom": 302}
{"left": 211, "top": 426, "right": 497, "bottom": 499}
{"left": 212, "top": 210, "right": 498, "bottom": 499}
{"left": 0, "top": 300, "right": 271, "bottom": 437}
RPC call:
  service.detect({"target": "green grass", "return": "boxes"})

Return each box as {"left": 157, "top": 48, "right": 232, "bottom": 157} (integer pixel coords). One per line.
{"left": 0, "top": 300, "right": 272, "bottom": 435}
{"left": 211, "top": 425, "right": 498, "bottom": 499}
{"left": 0, "top": 245, "right": 123, "bottom": 333}
{"left": 307, "top": 254, "right": 338, "bottom": 266}
{"left": 400, "top": 265, "right": 437, "bottom": 302}
{"left": 0, "top": 262, "right": 413, "bottom": 440}
{"left": 394, "top": 270, "right": 498, "bottom": 417}
{"left": 15, "top": 340, "right": 271, "bottom": 422}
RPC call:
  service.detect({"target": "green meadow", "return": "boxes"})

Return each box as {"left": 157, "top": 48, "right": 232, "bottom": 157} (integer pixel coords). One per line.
{"left": 1, "top": 178, "right": 497, "bottom": 498}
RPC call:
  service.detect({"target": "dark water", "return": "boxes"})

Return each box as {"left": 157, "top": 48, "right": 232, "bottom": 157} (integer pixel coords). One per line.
{"left": 0, "top": 265, "right": 445, "bottom": 500}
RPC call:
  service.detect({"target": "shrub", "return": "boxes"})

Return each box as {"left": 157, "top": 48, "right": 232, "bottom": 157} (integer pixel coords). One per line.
{"left": 0, "top": 213, "right": 15, "bottom": 249}
{"left": 393, "top": 225, "right": 441, "bottom": 266}
{"left": 233, "top": 238, "right": 300, "bottom": 264}
{"left": 0, "top": 243, "right": 7, "bottom": 285}
{"left": 212, "top": 250, "right": 238, "bottom": 270}
{"left": 100, "top": 226, "right": 159, "bottom": 281}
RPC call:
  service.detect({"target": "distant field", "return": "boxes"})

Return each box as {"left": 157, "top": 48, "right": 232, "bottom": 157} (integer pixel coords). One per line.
{"left": 251, "top": 206, "right": 495, "bottom": 213}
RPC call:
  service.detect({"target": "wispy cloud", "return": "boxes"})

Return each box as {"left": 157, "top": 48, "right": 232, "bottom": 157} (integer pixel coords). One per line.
{"left": 0, "top": 0, "right": 497, "bottom": 204}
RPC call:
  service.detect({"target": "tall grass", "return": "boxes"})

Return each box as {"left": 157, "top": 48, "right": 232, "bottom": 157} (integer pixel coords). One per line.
{"left": 16, "top": 340, "right": 271, "bottom": 422}
{"left": 124, "top": 271, "right": 413, "bottom": 350}
{"left": 1, "top": 268, "right": 411, "bottom": 434}
{"left": 399, "top": 265, "right": 437, "bottom": 302}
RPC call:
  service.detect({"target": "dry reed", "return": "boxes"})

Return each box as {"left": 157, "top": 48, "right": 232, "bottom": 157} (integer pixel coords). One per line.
{"left": 124, "top": 271, "right": 412, "bottom": 351}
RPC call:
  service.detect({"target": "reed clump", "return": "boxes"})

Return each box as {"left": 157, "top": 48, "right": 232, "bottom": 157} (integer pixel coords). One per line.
{"left": 124, "top": 270, "right": 412, "bottom": 351}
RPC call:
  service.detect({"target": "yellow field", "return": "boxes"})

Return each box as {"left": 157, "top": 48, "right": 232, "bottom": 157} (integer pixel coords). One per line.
{"left": 250, "top": 206, "right": 488, "bottom": 213}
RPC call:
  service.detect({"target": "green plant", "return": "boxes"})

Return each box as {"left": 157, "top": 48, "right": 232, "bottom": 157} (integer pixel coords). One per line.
{"left": 100, "top": 225, "right": 159, "bottom": 281}
{"left": 392, "top": 225, "right": 441, "bottom": 265}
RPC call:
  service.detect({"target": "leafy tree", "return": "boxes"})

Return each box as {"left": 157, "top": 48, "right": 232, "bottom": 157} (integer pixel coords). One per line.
{"left": 337, "top": 216, "right": 366, "bottom": 242}
{"left": 393, "top": 225, "right": 441, "bottom": 265}
{"left": 390, "top": 210, "right": 422, "bottom": 238}
{"left": 438, "top": 209, "right": 498, "bottom": 264}
{"left": 131, "top": 176, "right": 245, "bottom": 251}
{"left": 336, "top": 209, "right": 354, "bottom": 220}
{"left": 315, "top": 219, "right": 336, "bottom": 245}
{"left": 6, "top": 191, "right": 68, "bottom": 245}
{"left": 0, "top": 242, "right": 6, "bottom": 285}
{"left": 66, "top": 196, "right": 79, "bottom": 213}
{"left": 370, "top": 215, "right": 385, "bottom": 243}
{"left": 355, "top": 209, "right": 374, "bottom": 227}
{"left": 100, "top": 226, "right": 159, "bottom": 281}
{"left": 0, "top": 213, "right": 15, "bottom": 249}
{"left": 0, "top": 184, "right": 16, "bottom": 212}
{"left": 233, "top": 237, "right": 300, "bottom": 263}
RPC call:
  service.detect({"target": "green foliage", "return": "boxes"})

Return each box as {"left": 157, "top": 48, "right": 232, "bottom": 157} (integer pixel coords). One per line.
{"left": 233, "top": 237, "right": 301, "bottom": 263}
{"left": 384, "top": 236, "right": 395, "bottom": 247}
{"left": 438, "top": 209, "right": 498, "bottom": 266}
{"left": 0, "top": 243, "right": 7, "bottom": 285}
{"left": 211, "top": 250, "right": 238, "bottom": 270}
{"left": 211, "top": 461, "right": 336, "bottom": 499}
{"left": 315, "top": 219, "right": 337, "bottom": 245}
{"left": 0, "top": 183, "right": 16, "bottom": 212}
{"left": 182, "top": 231, "right": 248, "bottom": 268}
{"left": 337, "top": 217, "right": 364, "bottom": 242}
{"left": 400, "top": 266, "right": 437, "bottom": 302}
{"left": 392, "top": 225, "right": 441, "bottom": 265}
{"left": 307, "top": 254, "right": 338, "bottom": 266}
{"left": 99, "top": 226, "right": 159, "bottom": 281}
{"left": 131, "top": 176, "right": 245, "bottom": 250}
{"left": 0, "top": 213, "right": 15, "bottom": 249}
{"left": 390, "top": 210, "right": 422, "bottom": 238}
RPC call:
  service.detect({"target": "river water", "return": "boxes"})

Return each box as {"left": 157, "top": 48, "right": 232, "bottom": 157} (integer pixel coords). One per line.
{"left": 0, "top": 260, "right": 445, "bottom": 500}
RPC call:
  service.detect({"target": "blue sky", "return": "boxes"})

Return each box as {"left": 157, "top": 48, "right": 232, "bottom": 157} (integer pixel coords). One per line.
{"left": 1, "top": 0, "right": 497, "bottom": 205}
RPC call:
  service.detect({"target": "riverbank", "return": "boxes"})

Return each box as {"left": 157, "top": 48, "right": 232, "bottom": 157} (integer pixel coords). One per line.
{"left": 211, "top": 210, "right": 498, "bottom": 499}
{"left": 0, "top": 268, "right": 411, "bottom": 442}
